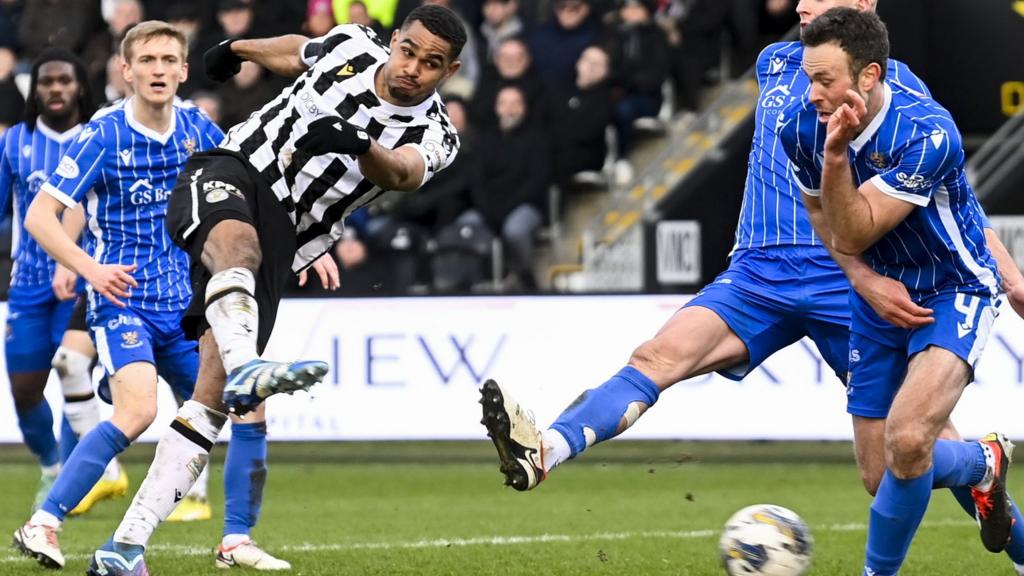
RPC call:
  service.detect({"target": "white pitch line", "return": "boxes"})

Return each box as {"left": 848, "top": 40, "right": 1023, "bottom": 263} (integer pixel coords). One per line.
{"left": 0, "top": 518, "right": 977, "bottom": 564}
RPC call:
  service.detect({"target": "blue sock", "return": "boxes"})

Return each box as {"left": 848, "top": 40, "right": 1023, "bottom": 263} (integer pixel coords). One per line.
{"left": 59, "top": 415, "right": 78, "bottom": 464}
{"left": 17, "top": 399, "right": 59, "bottom": 468}
{"left": 932, "top": 439, "right": 986, "bottom": 488}
{"left": 41, "top": 421, "right": 129, "bottom": 520}
{"left": 550, "top": 366, "right": 660, "bottom": 457}
{"left": 864, "top": 468, "right": 934, "bottom": 576}
{"left": 224, "top": 422, "right": 268, "bottom": 536}
{"left": 948, "top": 487, "right": 1024, "bottom": 565}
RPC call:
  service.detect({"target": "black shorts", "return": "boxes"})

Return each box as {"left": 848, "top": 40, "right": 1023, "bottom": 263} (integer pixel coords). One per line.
{"left": 65, "top": 295, "right": 89, "bottom": 332}
{"left": 166, "top": 150, "right": 296, "bottom": 353}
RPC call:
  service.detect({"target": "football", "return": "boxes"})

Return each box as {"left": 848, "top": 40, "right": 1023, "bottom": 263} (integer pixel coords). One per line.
{"left": 719, "top": 504, "right": 814, "bottom": 576}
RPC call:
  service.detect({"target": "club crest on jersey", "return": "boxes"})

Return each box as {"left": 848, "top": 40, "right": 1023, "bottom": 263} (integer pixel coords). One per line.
{"left": 868, "top": 152, "right": 889, "bottom": 170}
{"left": 183, "top": 137, "right": 197, "bottom": 156}
{"left": 120, "top": 330, "right": 143, "bottom": 348}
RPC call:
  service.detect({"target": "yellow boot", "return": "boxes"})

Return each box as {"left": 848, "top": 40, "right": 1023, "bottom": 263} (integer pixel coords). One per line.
{"left": 167, "top": 495, "right": 213, "bottom": 522}
{"left": 68, "top": 467, "right": 129, "bottom": 516}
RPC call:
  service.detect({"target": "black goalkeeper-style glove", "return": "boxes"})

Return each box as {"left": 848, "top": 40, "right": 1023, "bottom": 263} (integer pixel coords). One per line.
{"left": 295, "top": 116, "right": 372, "bottom": 156}
{"left": 204, "top": 39, "right": 244, "bottom": 83}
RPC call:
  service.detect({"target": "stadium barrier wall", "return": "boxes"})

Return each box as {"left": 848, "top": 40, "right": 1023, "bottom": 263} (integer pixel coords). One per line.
{"left": 2, "top": 295, "right": 1023, "bottom": 442}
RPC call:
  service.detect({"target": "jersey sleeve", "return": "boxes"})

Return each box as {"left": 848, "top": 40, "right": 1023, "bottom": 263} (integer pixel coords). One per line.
{"left": 403, "top": 111, "right": 460, "bottom": 189}
{"left": 0, "top": 131, "right": 13, "bottom": 215}
{"left": 870, "top": 129, "right": 957, "bottom": 207}
{"left": 42, "top": 122, "right": 107, "bottom": 208}
{"left": 888, "top": 59, "right": 932, "bottom": 98}
{"left": 300, "top": 24, "right": 371, "bottom": 68}
{"left": 777, "top": 107, "right": 822, "bottom": 196}
{"left": 199, "top": 114, "right": 225, "bottom": 151}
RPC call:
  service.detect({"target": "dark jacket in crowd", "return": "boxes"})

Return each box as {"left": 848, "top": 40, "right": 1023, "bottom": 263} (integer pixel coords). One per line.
{"left": 547, "top": 81, "right": 611, "bottom": 184}
{"left": 18, "top": 0, "right": 102, "bottom": 61}
{"left": 528, "top": 16, "right": 599, "bottom": 92}
{"left": 469, "top": 65, "right": 547, "bottom": 131}
{"left": 605, "top": 21, "right": 669, "bottom": 96}
{"left": 471, "top": 123, "right": 549, "bottom": 229}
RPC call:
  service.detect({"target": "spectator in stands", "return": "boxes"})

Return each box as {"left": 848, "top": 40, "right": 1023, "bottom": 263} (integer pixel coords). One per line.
{"left": 190, "top": 90, "right": 223, "bottom": 127}
{"left": 82, "top": 0, "right": 143, "bottom": 101}
{"left": 18, "top": 0, "right": 103, "bottom": 63}
{"left": 0, "top": 0, "right": 23, "bottom": 52}
{"left": 528, "top": 0, "right": 599, "bottom": 92}
{"left": 102, "top": 54, "right": 129, "bottom": 103}
{"left": 605, "top": 0, "right": 669, "bottom": 185}
{"left": 215, "top": 61, "right": 280, "bottom": 129}
{"left": 548, "top": 45, "right": 612, "bottom": 189}
{"left": 758, "top": 0, "right": 797, "bottom": 42}
{"left": 0, "top": 47, "right": 24, "bottom": 129}
{"left": 249, "top": 0, "right": 305, "bottom": 38}
{"left": 471, "top": 36, "right": 545, "bottom": 130}
{"left": 332, "top": 0, "right": 398, "bottom": 30}
{"left": 457, "top": 85, "right": 548, "bottom": 290}
{"left": 347, "top": 0, "right": 386, "bottom": 38}
{"left": 480, "top": 0, "right": 523, "bottom": 61}
{"left": 305, "top": 0, "right": 335, "bottom": 36}
{"left": 675, "top": 0, "right": 757, "bottom": 111}
{"left": 215, "top": 0, "right": 254, "bottom": 40}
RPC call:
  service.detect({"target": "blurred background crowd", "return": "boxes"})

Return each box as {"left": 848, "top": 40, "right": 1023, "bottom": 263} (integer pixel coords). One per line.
{"left": 0, "top": 0, "right": 860, "bottom": 297}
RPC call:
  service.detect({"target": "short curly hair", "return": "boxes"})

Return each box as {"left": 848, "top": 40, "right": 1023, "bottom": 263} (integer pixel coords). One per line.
{"left": 801, "top": 7, "right": 889, "bottom": 81}
{"left": 402, "top": 5, "right": 467, "bottom": 61}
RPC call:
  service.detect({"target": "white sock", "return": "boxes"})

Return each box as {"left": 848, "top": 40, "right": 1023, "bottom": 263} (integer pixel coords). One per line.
{"left": 222, "top": 534, "right": 250, "bottom": 548}
{"left": 542, "top": 429, "right": 572, "bottom": 472}
{"left": 187, "top": 463, "right": 210, "bottom": 500}
{"left": 29, "top": 510, "right": 61, "bottom": 529}
{"left": 41, "top": 462, "right": 60, "bottom": 477}
{"left": 1014, "top": 561, "right": 1024, "bottom": 576}
{"left": 113, "top": 401, "right": 226, "bottom": 547}
{"left": 205, "top": 268, "right": 259, "bottom": 374}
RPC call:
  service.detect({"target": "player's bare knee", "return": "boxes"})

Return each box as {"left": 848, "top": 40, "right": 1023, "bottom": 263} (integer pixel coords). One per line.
{"left": 885, "top": 426, "right": 931, "bottom": 477}
{"left": 202, "top": 220, "right": 261, "bottom": 273}
{"left": 114, "top": 402, "right": 158, "bottom": 439}
{"left": 628, "top": 340, "right": 679, "bottom": 388}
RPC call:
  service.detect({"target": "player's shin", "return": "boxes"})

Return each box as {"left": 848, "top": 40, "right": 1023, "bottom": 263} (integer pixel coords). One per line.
{"left": 548, "top": 366, "right": 660, "bottom": 465}
{"left": 113, "top": 400, "right": 227, "bottom": 547}
{"left": 204, "top": 268, "right": 260, "bottom": 373}
{"left": 864, "top": 468, "right": 934, "bottom": 576}
{"left": 223, "top": 420, "right": 267, "bottom": 546}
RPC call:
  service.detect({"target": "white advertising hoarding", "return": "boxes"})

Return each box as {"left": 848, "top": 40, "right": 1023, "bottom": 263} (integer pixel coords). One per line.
{"left": 1, "top": 295, "right": 1023, "bottom": 442}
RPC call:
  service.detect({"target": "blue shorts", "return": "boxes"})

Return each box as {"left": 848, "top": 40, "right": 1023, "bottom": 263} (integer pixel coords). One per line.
{"left": 5, "top": 285, "right": 75, "bottom": 373}
{"left": 684, "top": 246, "right": 851, "bottom": 381}
{"left": 90, "top": 304, "right": 198, "bottom": 404}
{"left": 846, "top": 291, "right": 998, "bottom": 418}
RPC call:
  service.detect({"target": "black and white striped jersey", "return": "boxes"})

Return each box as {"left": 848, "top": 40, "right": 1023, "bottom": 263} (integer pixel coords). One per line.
{"left": 221, "top": 24, "right": 460, "bottom": 271}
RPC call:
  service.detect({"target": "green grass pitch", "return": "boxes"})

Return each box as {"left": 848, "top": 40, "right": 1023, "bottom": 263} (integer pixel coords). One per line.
{"left": 0, "top": 441, "right": 1018, "bottom": 575}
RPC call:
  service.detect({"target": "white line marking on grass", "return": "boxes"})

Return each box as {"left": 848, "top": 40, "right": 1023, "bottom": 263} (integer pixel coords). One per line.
{"left": 0, "top": 518, "right": 977, "bottom": 564}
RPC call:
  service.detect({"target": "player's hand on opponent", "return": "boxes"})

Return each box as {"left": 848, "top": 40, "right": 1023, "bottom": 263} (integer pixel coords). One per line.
{"left": 298, "top": 252, "right": 340, "bottom": 290}
{"left": 296, "top": 116, "right": 372, "bottom": 157}
{"left": 856, "top": 273, "right": 934, "bottom": 329}
{"left": 825, "top": 89, "right": 867, "bottom": 155}
{"left": 204, "top": 39, "right": 244, "bottom": 82}
{"left": 51, "top": 263, "right": 79, "bottom": 301}
{"left": 83, "top": 262, "right": 138, "bottom": 308}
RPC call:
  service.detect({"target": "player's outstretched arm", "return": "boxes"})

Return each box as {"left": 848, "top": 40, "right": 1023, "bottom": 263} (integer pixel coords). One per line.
{"left": 295, "top": 116, "right": 428, "bottom": 191}
{"left": 804, "top": 192, "right": 933, "bottom": 328}
{"left": 25, "top": 193, "right": 137, "bottom": 307}
{"left": 985, "top": 228, "right": 1024, "bottom": 318}
{"left": 205, "top": 35, "right": 309, "bottom": 82}
{"left": 50, "top": 203, "right": 87, "bottom": 300}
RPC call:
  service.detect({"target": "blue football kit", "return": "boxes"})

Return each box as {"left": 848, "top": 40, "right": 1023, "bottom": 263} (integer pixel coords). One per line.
{"left": 683, "top": 41, "right": 930, "bottom": 381}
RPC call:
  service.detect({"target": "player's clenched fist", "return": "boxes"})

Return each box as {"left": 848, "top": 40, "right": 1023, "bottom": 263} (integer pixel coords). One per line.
{"left": 204, "top": 39, "right": 243, "bottom": 82}
{"left": 295, "top": 116, "right": 372, "bottom": 156}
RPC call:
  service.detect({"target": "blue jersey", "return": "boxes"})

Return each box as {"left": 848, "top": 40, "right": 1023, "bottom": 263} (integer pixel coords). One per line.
{"left": 42, "top": 98, "right": 224, "bottom": 312}
{"left": 0, "top": 121, "right": 88, "bottom": 298}
{"left": 778, "top": 81, "right": 999, "bottom": 299}
{"left": 733, "top": 42, "right": 929, "bottom": 252}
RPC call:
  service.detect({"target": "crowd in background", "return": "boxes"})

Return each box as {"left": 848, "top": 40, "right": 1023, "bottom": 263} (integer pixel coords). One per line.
{"left": 0, "top": 0, "right": 798, "bottom": 295}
